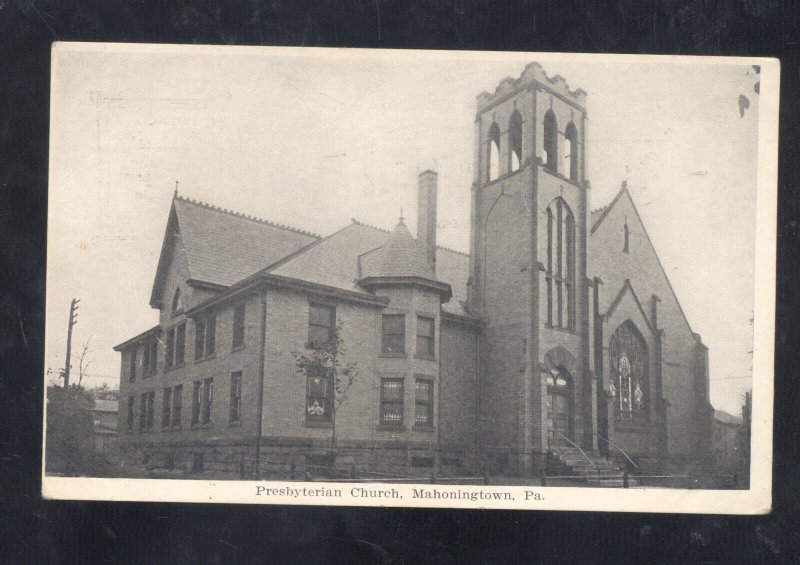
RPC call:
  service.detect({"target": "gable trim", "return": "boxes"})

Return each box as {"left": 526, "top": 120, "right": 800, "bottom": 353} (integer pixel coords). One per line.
{"left": 605, "top": 278, "right": 654, "bottom": 334}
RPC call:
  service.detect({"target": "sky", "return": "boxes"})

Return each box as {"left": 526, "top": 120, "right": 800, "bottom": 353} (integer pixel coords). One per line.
{"left": 46, "top": 45, "right": 765, "bottom": 414}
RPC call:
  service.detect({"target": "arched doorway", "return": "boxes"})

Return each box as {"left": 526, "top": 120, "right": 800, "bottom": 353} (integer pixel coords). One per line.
{"left": 546, "top": 368, "right": 573, "bottom": 446}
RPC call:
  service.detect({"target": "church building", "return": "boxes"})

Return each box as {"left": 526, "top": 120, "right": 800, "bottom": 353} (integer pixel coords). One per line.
{"left": 115, "top": 62, "right": 713, "bottom": 480}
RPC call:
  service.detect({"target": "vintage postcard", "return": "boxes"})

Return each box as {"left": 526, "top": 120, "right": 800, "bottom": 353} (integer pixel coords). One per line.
{"left": 42, "top": 43, "right": 777, "bottom": 513}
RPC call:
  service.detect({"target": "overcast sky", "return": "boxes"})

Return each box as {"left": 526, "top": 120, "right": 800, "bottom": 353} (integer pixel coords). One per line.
{"left": 47, "top": 45, "right": 763, "bottom": 414}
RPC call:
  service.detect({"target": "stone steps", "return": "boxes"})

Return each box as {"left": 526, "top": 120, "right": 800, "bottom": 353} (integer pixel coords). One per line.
{"left": 547, "top": 446, "right": 636, "bottom": 488}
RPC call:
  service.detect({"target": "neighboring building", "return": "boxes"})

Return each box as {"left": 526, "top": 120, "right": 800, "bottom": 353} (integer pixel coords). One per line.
{"left": 115, "top": 62, "right": 713, "bottom": 478}
{"left": 713, "top": 409, "right": 744, "bottom": 473}
{"left": 91, "top": 399, "right": 118, "bottom": 453}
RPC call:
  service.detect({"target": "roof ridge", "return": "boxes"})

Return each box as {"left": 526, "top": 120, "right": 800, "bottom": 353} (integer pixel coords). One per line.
{"left": 350, "top": 218, "right": 468, "bottom": 256}
{"left": 175, "top": 193, "right": 320, "bottom": 238}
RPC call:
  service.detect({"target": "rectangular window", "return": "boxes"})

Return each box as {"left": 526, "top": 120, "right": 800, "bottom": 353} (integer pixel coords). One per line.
{"left": 146, "top": 391, "right": 154, "bottom": 430}
{"left": 381, "top": 314, "right": 405, "bottom": 356}
{"left": 175, "top": 323, "right": 186, "bottom": 365}
{"left": 229, "top": 371, "right": 242, "bottom": 424}
{"left": 192, "top": 381, "right": 202, "bottom": 425}
{"left": 202, "top": 377, "right": 213, "bottom": 424}
{"left": 416, "top": 316, "right": 435, "bottom": 358}
{"left": 194, "top": 314, "right": 215, "bottom": 359}
{"left": 306, "top": 375, "right": 332, "bottom": 422}
{"left": 165, "top": 327, "right": 175, "bottom": 368}
{"left": 415, "top": 379, "right": 433, "bottom": 428}
{"left": 139, "top": 391, "right": 154, "bottom": 431}
{"left": 162, "top": 387, "right": 172, "bottom": 428}
{"left": 127, "top": 395, "right": 134, "bottom": 431}
{"left": 232, "top": 304, "right": 246, "bottom": 350}
{"left": 139, "top": 392, "right": 147, "bottom": 431}
{"left": 148, "top": 336, "right": 158, "bottom": 375}
{"left": 195, "top": 318, "right": 206, "bottom": 360}
{"left": 172, "top": 384, "right": 183, "bottom": 428}
{"left": 129, "top": 347, "right": 137, "bottom": 381}
{"left": 308, "top": 303, "right": 335, "bottom": 348}
{"left": 380, "top": 378, "right": 404, "bottom": 427}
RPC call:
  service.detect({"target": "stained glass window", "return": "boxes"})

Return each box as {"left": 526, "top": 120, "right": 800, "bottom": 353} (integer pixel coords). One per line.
{"left": 380, "top": 378, "right": 404, "bottom": 426}
{"left": 610, "top": 322, "right": 648, "bottom": 422}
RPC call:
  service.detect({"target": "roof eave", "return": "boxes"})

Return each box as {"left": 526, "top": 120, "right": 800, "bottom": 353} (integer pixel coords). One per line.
{"left": 113, "top": 325, "right": 160, "bottom": 351}
{"left": 358, "top": 276, "right": 453, "bottom": 303}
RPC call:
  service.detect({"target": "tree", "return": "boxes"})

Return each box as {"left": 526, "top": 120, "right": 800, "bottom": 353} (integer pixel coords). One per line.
{"left": 77, "top": 337, "right": 92, "bottom": 387}
{"left": 293, "top": 320, "right": 359, "bottom": 461}
{"left": 87, "top": 382, "right": 119, "bottom": 401}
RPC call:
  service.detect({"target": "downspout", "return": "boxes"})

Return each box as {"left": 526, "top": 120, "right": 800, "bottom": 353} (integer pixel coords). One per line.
{"left": 254, "top": 289, "right": 267, "bottom": 477}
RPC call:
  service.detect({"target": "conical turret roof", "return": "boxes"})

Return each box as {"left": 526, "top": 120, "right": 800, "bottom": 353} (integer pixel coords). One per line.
{"left": 359, "top": 219, "right": 438, "bottom": 280}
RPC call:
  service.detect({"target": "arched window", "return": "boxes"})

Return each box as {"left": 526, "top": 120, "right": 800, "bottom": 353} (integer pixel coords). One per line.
{"left": 545, "top": 367, "right": 573, "bottom": 445}
{"left": 564, "top": 121, "right": 578, "bottom": 182}
{"left": 171, "top": 288, "right": 182, "bottom": 316}
{"left": 610, "top": 322, "right": 649, "bottom": 422}
{"left": 545, "top": 198, "right": 575, "bottom": 330}
{"left": 509, "top": 110, "right": 522, "bottom": 173}
{"left": 488, "top": 122, "right": 501, "bottom": 181}
{"left": 543, "top": 110, "right": 558, "bottom": 172}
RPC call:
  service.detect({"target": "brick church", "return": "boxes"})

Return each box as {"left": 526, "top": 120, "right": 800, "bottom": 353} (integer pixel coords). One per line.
{"left": 115, "top": 62, "right": 713, "bottom": 479}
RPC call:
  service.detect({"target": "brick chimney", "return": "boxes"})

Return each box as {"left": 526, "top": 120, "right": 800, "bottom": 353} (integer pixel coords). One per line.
{"left": 417, "top": 170, "right": 438, "bottom": 274}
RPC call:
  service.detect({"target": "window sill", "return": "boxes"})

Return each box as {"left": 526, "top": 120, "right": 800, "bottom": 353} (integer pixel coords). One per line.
{"left": 165, "top": 362, "right": 185, "bottom": 372}
{"left": 544, "top": 324, "right": 576, "bottom": 335}
{"left": 414, "top": 354, "right": 437, "bottom": 362}
{"left": 193, "top": 354, "right": 216, "bottom": 365}
{"left": 228, "top": 420, "right": 242, "bottom": 428}
{"left": 231, "top": 345, "right": 245, "bottom": 353}
{"left": 162, "top": 425, "right": 182, "bottom": 432}
{"left": 377, "top": 424, "right": 406, "bottom": 432}
{"left": 304, "top": 419, "right": 333, "bottom": 428}
{"left": 614, "top": 421, "right": 652, "bottom": 433}
{"left": 191, "top": 422, "right": 214, "bottom": 429}
{"left": 379, "top": 352, "right": 407, "bottom": 359}
{"left": 412, "top": 425, "right": 435, "bottom": 433}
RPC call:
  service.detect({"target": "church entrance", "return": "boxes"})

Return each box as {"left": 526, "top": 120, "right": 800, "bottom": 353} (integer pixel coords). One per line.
{"left": 546, "top": 368, "right": 573, "bottom": 447}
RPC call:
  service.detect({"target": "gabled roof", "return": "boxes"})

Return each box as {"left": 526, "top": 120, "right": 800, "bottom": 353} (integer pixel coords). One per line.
{"left": 605, "top": 278, "right": 654, "bottom": 334}
{"left": 359, "top": 220, "right": 437, "bottom": 281}
{"left": 268, "top": 218, "right": 470, "bottom": 312}
{"left": 93, "top": 399, "right": 118, "bottom": 413}
{"left": 150, "top": 195, "right": 319, "bottom": 307}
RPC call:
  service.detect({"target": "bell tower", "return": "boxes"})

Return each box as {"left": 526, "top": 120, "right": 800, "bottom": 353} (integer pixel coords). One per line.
{"left": 467, "top": 63, "right": 592, "bottom": 474}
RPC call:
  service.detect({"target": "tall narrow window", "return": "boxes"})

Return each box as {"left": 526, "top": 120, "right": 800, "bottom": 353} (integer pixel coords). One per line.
{"left": 509, "top": 110, "right": 523, "bottom": 172}
{"left": 149, "top": 336, "right": 158, "bottom": 374}
{"left": 162, "top": 387, "right": 172, "bottom": 428}
{"left": 206, "top": 314, "right": 216, "bottom": 357}
{"left": 191, "top": 381, "right": 202, "bottom": 425}
{"left": 380, "top": 378, "right": 404, "bottom": 427}
{"left": 165, "top": 327, "right": 175, "bottom": 368}
{"left": 545, "top": 198, "right": 575, "bottom": 330}
{"left": 543, "top": 110, "right": 558, "bottom": 172}
{"left": 306, "top": 374, "right": 332, "bottom": 423}
{"left": 308, "top": 303, "right": 335, "bottom": 349}
{"left": 416, "top": 316, "right": 435, "bottom": 358}
{"left": 232, "top": 304, "right": 246, "bottom": 350}
{"left": 171, "top": 288, "right": 182, "bottom": 316}
{"left": 175, "top": 323, "right": 186, "bottom": 365}
{"left": 610, "top": 322, "right": 649, "bottom": 422}
{"left": 195, "top": 318, "right": 206, "bottom": 360}
{"left": 202, "top": 378, "right": 213, "bottom": 424}
{"left": 172, "top": 384, "right": 183, "bottom": 427}
{"left": 381, "top": 314, "right": 406, "bottom": 356}
{"left": 129, "top": 347, "right": 137, "bottom": 381}
{"left": 623, "top": 223, "right": 630, "bottom": 253}
{"left": 229, "top": 371, "right": 242, "bottom": 424}
{"left": 139, "top": 393, "right": 147, "bottom": 431}
{"left": 414, "top": 379, "right": 433, "bottom": 429}
{"left": 127, "top": 395, "right": 134, "bottom": 431}
{"left": 488, "top": 122, "right": 501, "bottom": 181}
{"left": 564, "top": 121, "right": 578, "bottom": 182}
{"left": 146, "top": 391, "right": 154, "bottom": 430}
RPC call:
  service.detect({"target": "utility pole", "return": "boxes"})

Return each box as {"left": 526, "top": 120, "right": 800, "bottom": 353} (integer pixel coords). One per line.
{"left": 63, "top": 298, "right": 79, "bottom": 388}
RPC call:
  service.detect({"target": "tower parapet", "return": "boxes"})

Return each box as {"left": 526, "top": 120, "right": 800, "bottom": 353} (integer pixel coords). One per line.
{"left": 476, "top": 61, "right": 587, "bottom": 113}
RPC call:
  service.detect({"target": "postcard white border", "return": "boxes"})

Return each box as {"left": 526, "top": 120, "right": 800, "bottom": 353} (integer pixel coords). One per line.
{"left": 42, "top": 43, "right": 778, "bottom": 514}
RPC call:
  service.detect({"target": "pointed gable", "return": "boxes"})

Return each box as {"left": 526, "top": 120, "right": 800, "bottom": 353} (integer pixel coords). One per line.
{"left": 150, "top": 195, "right": 319, "bottom": 308}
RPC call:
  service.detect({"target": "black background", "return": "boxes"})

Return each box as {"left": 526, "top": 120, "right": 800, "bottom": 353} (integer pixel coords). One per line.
{"left": 2, "top": 1, "right": 799, "bottom": 562}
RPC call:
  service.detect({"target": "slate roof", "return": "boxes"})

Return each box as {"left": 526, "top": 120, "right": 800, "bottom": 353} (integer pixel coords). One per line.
{"left": 268, "top": 219, "right": 471, "bottom": 316}
{"left": 93, "top": 399, "right": 118, "bottom": 413}
{"left": 359, "top": 220, "right": 438, "bottom": 281}
{"left": 173, "top": 196, "right": 319, "bottom": 287}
